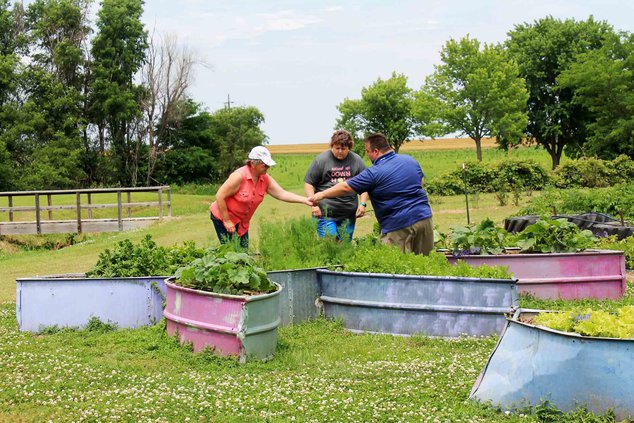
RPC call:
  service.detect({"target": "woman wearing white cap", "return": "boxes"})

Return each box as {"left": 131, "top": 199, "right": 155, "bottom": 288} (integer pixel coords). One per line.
{"left": 209, "top": 146, "right": 312, "bottom": 247}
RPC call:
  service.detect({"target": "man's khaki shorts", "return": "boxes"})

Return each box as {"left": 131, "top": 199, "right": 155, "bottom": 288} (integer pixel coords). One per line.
{"left": 380, "top": 217, "right": 434, "bottom": 255}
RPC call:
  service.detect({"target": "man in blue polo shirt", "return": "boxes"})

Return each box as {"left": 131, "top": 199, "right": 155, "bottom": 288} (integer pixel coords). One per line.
{"left": 308, "top": 133, "right": 433, "bottom": 255}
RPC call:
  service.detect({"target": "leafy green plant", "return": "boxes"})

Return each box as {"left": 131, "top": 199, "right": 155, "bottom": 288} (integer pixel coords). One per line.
{"left": 257, "top": 216, "right": 356, "bottom": 271}
{"left": 515, "top": 218, "right": 596, "bottom": 253}
{"left": 597, "top": 235, "right": 634, "bottom": 269}
{"left": 174, "top": 247, "right": 277, "bottom": 295}
{"left": 342, "top": 240, "right": 512, "bottom": 279}
{"left": 87, "top": 235, "right": 204, "bottom": 277}
{"left": 449, "top": 218, "right": 508, "bottom": 255}
{"left": 534, "top": 306, "right": 634, "bottom": 339}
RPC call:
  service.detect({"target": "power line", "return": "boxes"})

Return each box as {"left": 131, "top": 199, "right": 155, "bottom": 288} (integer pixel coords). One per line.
{"left": 224, "top": 93, "right": 234, "bottom": 109}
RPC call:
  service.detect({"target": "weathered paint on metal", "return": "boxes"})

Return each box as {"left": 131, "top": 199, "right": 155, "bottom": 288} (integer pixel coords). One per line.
{"left": 470, "top": 309, "right": 634, "bottom": 420}
{"left": 317, "top": 269, "right": 518, "bottom": 337}
{"left": 447, "top": 250, "right": 626, "bottom": 300}
{"left": 16, "top": 275, "right": 167, "bottom": 332}
{"left": 164, "top": 280, "right": 281, "bottom": 362}
{"left": 267, "top": 268, "right": 323, "bottom": 326}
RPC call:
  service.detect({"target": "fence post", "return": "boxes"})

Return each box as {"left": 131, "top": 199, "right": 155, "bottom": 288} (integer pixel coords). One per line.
{"left": 87, "top": 192, "right": 92, "bottom": 219}
{"left": 76, "top": 192, "right": 82, "bottom": 234}
{"left": 117, "top": 191, "right": 123, "bottom": 231}
{"left": 126, "top": 191, "right": 132, "bottom": 218}
{"left": 167, "top": 187, "right": 172, "bottom": 217}
{"left": 8, "top": 195, "right": 13, "bottom": 222}
{"left": 35, "top": 194, "right": 41, "bottom": 234}
{"left": 158, "top": 188, "right": 163, "bottom": 219}
{"left": 47, "top": 194, "right": 53, "bottom": 220}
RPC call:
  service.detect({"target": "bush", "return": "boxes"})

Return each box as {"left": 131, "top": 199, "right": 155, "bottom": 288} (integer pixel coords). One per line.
{"left": 553, "top": 157, "right": 615, "bottom": 188}
{"left": 520, "top": 184, "right": 634, "bottom": 221}
{"left": 87, "top": 235, "right": 204, "bottom": 277}
{"left": 552, "top": 155, "right": 634, "bottom": 189}
{"left": 426, "top": 159, "right": 550, "bottom": 196}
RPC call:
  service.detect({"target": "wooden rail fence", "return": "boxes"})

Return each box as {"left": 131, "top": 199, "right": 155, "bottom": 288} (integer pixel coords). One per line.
{"left": 0, "top": 186, "right": 171, "bottom": 235}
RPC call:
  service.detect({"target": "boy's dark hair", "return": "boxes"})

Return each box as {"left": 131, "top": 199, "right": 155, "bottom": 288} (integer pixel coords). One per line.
{"left": 330, "top": 129, "right": 354, "bottom": 149}
{"left": 365, "top": 133, "right": 391, "bottom": 152}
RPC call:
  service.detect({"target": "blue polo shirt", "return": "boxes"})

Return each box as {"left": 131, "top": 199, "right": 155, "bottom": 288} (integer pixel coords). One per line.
{"left": 347, "top": 151, "right": 432, "bottom": 234}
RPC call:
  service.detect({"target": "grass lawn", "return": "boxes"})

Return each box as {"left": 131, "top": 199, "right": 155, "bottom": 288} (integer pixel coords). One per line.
{"left": 1, "top": 144, "right": 618, "bottom": 422}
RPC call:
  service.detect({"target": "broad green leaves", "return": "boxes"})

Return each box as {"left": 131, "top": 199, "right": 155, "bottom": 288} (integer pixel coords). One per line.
{"left": 515, "top": 217, "right": 596, "bottom": 253}
{"left": 449, "top": 218, "right": 507, "bottom": 255}
{"left": 174, "top": 249, "right": 277, "bottom": 295}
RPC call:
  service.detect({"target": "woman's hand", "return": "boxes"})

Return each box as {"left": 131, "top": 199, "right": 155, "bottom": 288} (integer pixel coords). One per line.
{"left": 223, "top": 220, "right": 236, "bottom": 234}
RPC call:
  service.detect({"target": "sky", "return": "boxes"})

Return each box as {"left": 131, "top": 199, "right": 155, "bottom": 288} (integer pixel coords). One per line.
{"left": 140, "top": 0, "right": 634, "bottom": 145}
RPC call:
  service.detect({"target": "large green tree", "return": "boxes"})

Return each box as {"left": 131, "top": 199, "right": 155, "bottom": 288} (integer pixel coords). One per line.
{"left": 12, "top": 0, "right": 93, "bottom": 189}
{"left": 506, "top": 16, "right": 615, "bottom": 169}
{"left": 419, "top": 36, "right": 528, "bottom": 161}
{"left": 153, "top": 99, "right": 218, "bottom": 184}
{"left": 209, "top": 106, "right": 267, "bottom": 178}
{"left": 336, "top": 72, "right": 417, "bottom": 153}
{"left": 89, "top": 0, "right": 147, "bottom": 185}
{"left": 559, "top": 32, "right": 634, "bottom": 158}
{"left": 0, "top": 0, "right": 22, "bottom": 189}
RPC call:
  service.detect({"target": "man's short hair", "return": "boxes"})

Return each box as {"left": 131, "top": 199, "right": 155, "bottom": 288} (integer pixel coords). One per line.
{"left": 330, "top": 129, "right": 354, "bottom": 149}
{"left": 365, "top": 133, "right": 391, "bottom": 152}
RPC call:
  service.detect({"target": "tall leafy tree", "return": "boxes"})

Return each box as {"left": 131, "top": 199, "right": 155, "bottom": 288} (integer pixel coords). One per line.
{"left": 559, "top": 32, "right": 634, "bottom": 158}
{"left": 336, "top": 72, "right": 416, "bottom": 153}
{"left": 419, "top": 36, "right": 528, "bottom": 161}
{"left": 506, "top": 16, "right": 615, "bottom": 169}
{"left": 209, "top": 106, "right": 267, "bottom": 178}
{"left": 153, "top": 99, "right": 218, "bottom": 185}
{"left": 12, "top": 0, "right": 93, "bottom": 189}
{"left": 89, "top": 0, "right": 147, "bottom": 185}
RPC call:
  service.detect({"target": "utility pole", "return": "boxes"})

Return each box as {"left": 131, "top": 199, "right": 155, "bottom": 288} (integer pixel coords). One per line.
{"left": 224, "top": 94, "right": 234, "bottom": 109}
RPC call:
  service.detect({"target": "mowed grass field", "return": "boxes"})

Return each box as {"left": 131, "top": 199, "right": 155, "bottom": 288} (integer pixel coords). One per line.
{"left": 2, "top": 140, "right": 621, "bottom": 422}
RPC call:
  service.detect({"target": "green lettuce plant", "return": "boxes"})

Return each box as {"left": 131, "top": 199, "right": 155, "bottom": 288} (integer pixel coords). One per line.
{"left": 174, "top": 247, "right": 277, "bottom": 295}
{"left": 534, "top": 306, "right": 634, "bottom": 339}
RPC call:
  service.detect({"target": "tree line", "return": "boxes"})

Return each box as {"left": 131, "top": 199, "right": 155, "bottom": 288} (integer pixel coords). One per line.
{"left": 338, "top": 16, "right": 634, "bottom": 170}
{"left": 1, "top": 7, "right": 632, "bottom": 191}
{"left": 0, "top": 0, "right": 266, "bottom": 191}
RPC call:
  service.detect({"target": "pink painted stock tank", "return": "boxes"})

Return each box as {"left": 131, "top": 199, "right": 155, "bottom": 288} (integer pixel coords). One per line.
{"left": 164, "top": 279, "right": 282, "bottom": 362}
{"left": 448, "top": 249, "right": 626, "bottom": 300}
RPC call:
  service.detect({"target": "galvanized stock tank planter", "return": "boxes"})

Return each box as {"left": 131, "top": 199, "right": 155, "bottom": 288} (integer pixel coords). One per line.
{"left": 164, "top": 279, "right": 282, "bottom": 362}
{"left": 317, "top": 269, "right": 518, "bottom": 337}
{"left": 471, "top": 309, "right": 634, "bottom": 420}
{"left": 447, "top": 249, "right": 626, "bottom": 300}
{"left": 267, "top": 268, "right": 323, "bottom": 326}
{"left": 16, "top": 275, "right": 167, "bottom": 332}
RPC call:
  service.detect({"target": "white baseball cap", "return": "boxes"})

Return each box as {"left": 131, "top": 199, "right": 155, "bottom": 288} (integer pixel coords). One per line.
{"left": 248, "top": 146, "right": 276, "bottom": 166}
